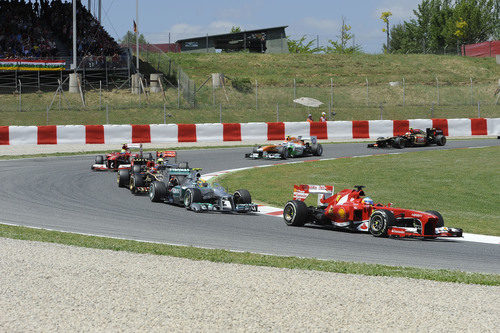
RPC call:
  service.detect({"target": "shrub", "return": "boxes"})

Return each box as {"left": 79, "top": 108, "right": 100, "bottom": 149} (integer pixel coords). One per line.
{"left": 231, "top": 77, "right": 252, "bottom": 93}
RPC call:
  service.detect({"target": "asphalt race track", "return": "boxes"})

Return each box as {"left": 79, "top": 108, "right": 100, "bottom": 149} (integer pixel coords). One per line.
{"left": 1, "top": 139, "right": 499, "bottom": 274}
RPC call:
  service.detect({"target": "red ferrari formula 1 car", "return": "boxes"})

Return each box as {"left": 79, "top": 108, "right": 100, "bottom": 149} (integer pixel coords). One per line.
{"left": 283, "top": 184, "right": 462, "bottom": 239}
{"left": 91, "top": 144, "right": 152, "bottom": 171}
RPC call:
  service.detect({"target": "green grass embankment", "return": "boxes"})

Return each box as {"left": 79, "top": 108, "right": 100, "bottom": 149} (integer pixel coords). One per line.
{"left": 1, "top": 53, "right": 498, "bottom": 125}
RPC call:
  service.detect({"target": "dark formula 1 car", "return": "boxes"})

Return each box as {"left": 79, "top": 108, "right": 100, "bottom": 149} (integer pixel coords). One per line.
{"left": 117, "top": 151, "right": 188, "bottom": 195}
{"left": 91, "top": 143, "right": 153, "bottom": 171}
{"left": 245, "top": 136, "right": 323, "bottom": 159}
{"left": 283, "top": 184, "right": 462, "bottom": 239}
{"left": 367, "top": 128, "right": 446, "bottom": 149}
{"left": 148, "top": 167, "right": 258, "bottom": 213}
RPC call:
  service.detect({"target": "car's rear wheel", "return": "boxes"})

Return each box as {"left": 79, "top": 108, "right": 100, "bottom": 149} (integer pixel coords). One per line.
{"left": 184, "top": 188, "right": 203, "bottom": 208}
{"left": 435, "top": 135, "right": 446, "bottom": 146}
{"left": 369, "top": 209, "right": 396, "bottom": 237}
{"left": 283, "top": 200, "right": 308, "bottom": 226}
{"left": 233, "top": 189, "right": 252, "bottom": 204}
{"left": 149, "top": 181, "right": 167, "bottom": 202}
{"left": 95, "top": 155, "right": 104, "bottom": 164}
{"left": 393, "top": 137, "right": 405, "bottom": 149}
{"left": 277, "top": 146, "right": 288, "bottom": 159}
{"left": 117, "top": 169, "right": 130, "bottom": 187}
{"left": 311, "top": 143, "right": 323, "bottom": 156}
{"left": 132, "top": 164, "right": 141, "bottom": 174}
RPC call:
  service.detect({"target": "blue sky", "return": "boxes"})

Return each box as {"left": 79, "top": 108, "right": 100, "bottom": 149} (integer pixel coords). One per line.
{"left": 92, "top": 0, "right": 423, "bottom": 53}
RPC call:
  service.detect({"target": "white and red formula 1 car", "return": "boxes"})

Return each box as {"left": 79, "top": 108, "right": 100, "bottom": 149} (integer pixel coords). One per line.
{"left": 283, "top": 184, "right": 463, "bottom": 239}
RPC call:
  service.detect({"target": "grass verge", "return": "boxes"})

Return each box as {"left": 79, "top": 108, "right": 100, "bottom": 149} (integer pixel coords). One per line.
{"left": 0, "top": 223, "right": 498, "bottom": 286}
{"left": 218, "top": 146, "right": 500, "bottom": 236}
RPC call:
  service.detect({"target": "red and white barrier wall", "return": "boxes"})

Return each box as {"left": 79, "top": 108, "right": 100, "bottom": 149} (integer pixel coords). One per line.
{"left": 0, "top": 118, "right": 498, "bottom": 145}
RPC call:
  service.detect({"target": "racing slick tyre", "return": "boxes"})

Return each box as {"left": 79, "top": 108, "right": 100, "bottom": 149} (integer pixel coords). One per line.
{"left": 183, "top": 188, "right": 203, "bottom": 209}
{"left": 147, "top": 153, "right": 153, "bottom": 160}
{"left": 425, "top": 210, "right": 444, "bottom": 228}
{"left": 178, "top": 162, "right": 189, "bottom": 169}
{"left": 435, "top": 134, "right": 446, "bottom": 146}
{"left": 233, "top": 189, "right": 252, "bottom": 204}
{"left": 311, "top": 143, "right": 323, "bottom": 156}
{"left": 393, "top": 137, "right": 406, "bottom": 149}
{"left": 149, "top": 181, "right": 167, "bottom": 202}
{"left": 369, "top": 209, "right": 396, "bottom": 237}
{"left": 283, "top": 200, "right": 308, "bottom": 227}
{"left": 95, "top": 155, "right": 104, "bottom": 164}
{"left": 132, "top": 164, "right": 141, "bottom": 174}
{"left": 117, "top": 169, "right": 130, "bottom": 188}
{"left": 277, "top": 146, "right": 288, "bottom": 159}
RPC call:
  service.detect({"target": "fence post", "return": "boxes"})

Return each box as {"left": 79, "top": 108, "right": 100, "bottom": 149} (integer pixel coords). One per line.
{"left": 379, "top": 102, "right": 383, "bottom": 120}
{"left": 37, "top": 70, "right": 41, "bottom": 91}
{"left": 365, "top": 77, "right": 369, "bottom": 106}
{"left": 431, "top": 102, "right": 434, "bottom": 118}
{"left": 477, "top": 101, "right": 480, "bottom": 118}
{"left": 330, "top": 78, "right": 333, "bottom": 110}
{"left": 219, "top": 104, "right": 222, "bottom": 123}
{"left": 46, "top": 106, "right": 49, "bottom": 125}
{"left": 177, "top": 79, "right": 180, "bottom": 108}
{"left": 293, "top": 78, "right": 296, "bottom": 107}
{"left": 106, "top": 104, "right": 109, "bottom": 124}
{"left": 276, "top": 102, "right": 279, "bottom": 122}
{"left": 18, "top": 80, "right": 21, "bottom": 112}
{"left": 99, "top": 80, "right": 102, "bottom": 110}
{"left": 470, "top": 77, "right": 473, "bottom": 105}
{"left": 402, "top": 77, "right": 405, "bottom": 108}
{"left": 436, "top": 76, "right": 439, "bottom": 105}
{"left": 163, "top": 103, "right": 166, "bottom": 124}
{"left": 212, "top": 78, "right": 215, "bottom": 106}
{"left": 255, "top": 79, "right": 258, "bottom": 111}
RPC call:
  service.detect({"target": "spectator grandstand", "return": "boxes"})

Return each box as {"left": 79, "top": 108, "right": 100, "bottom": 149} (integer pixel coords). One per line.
{"left": 0, "top": 0, "right": 121, "bottom": 60}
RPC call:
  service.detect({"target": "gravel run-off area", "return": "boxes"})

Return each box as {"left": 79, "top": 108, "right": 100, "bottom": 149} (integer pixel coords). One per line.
{"left": 1, "top": 237, "right": 499, "bottom": 332}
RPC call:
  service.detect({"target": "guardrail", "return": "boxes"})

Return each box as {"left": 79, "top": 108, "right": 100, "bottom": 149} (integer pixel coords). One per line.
{"left": 0, "top": 118, "right": 498, "bottom": 145}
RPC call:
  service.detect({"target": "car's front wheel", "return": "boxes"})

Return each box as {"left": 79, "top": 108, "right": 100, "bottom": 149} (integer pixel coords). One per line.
{"left": 117, "top": 169, "right": 130, "bottom": 187}
{"left": 283, "top": 200, "right": 308, "bottom": 226}
{"left": 233, "top": 189, "right": 252, "bottom": 204}
{"left": 369, "top": 209, "right": 396, "bottom": 237}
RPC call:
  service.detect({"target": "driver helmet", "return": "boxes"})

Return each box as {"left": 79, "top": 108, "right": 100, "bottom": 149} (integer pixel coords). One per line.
{"left": 362, "top": 197, "right": 373, "bottom": 206}
{"left": 120, "top": 149, "right": 126, "bottom": 153}
{"left": 197, "top": 178, "right": 208, "bottom": 187}
{"left": 157, "top": 158, "right": 164, "bottom": 165}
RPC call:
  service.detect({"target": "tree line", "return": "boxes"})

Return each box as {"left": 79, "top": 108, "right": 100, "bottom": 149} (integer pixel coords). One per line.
{"left": 389, "top": 0, "right": 499, "bottom": 54}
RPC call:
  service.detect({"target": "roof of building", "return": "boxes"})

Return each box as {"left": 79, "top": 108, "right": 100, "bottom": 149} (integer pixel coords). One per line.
{"left": 176, "top": 26, "right": 288, "bottom": 43}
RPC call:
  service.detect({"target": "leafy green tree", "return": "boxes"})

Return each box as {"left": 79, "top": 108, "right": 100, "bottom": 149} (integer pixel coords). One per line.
{"left": 230, "top": 26, "right": 242, "bottom": 33}
{"left": 120, "top": 31, "right": 148, "bottom": 45}
{"left": 389, "top": 0, "right": 497, "bottom": 54}
{"left": 442, "top": 0, "right": 496, "bottom": 45}
{"left": 325, "top": 17, "right": 362, "bottom": 54}
{"left": 287, "top": 35, "right": 322, "bottom": 53}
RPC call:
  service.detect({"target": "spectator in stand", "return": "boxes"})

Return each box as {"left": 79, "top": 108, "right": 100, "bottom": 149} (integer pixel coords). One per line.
{"left": 306, "top": 114, "right": 314, "bottom": 123}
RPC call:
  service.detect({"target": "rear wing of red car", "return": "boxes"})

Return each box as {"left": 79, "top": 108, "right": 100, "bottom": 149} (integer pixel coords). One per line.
{"left": 293, "top": 184, "right": 334, "bottom": 205}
